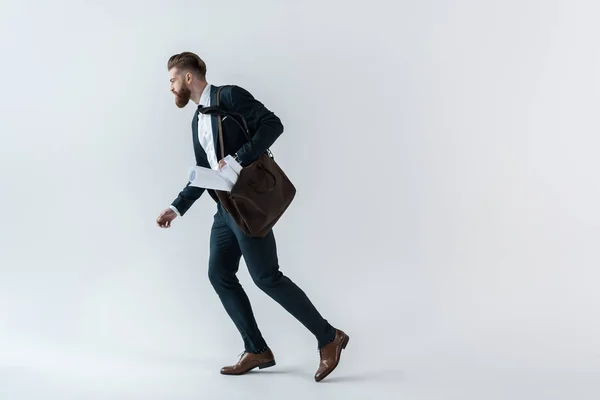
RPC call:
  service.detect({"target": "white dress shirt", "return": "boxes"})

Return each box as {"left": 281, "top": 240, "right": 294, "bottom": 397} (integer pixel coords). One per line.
{"left": 169, "top": 83, "right": 218, "bottom": 217}
{"left": 197, "top": 83, "right": 219, "bottom": 170}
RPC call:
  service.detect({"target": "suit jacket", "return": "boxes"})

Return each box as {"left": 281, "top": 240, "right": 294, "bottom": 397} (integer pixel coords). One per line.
{"left": 171, "top": 84, "right": 284, "bottom": 216}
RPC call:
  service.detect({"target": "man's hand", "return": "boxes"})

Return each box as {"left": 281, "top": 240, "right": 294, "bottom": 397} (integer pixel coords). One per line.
{"left": 156, "top": 208, "right": 177, "bottom": 228}
{"left": 218, "top": 158, "right": 227, "bottom": 170}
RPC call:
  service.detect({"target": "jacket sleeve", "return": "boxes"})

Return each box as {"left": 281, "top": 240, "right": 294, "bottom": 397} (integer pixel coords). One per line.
{"left": 171, "top": 183, "right": 205, "bottom": 217}
{"left": 224, "top": 85, "right": 284, "bottom": 166}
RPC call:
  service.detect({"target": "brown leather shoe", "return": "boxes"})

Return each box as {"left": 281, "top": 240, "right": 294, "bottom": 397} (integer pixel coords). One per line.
{"left": 220, "top": 349, "right": 276, "bottom": 375}
{"left": 314, "top": 329, "right": 349, "bottom": 382}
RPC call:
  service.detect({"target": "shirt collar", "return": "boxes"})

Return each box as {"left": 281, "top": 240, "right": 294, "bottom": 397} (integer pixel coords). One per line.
{"left": 197, "top": 83, "right": 212, "bottom": 107}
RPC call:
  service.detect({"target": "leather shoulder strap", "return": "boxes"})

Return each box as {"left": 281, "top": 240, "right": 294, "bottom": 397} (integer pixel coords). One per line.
{"left": 216, "top": 86, "right": 226, "bottom": 160}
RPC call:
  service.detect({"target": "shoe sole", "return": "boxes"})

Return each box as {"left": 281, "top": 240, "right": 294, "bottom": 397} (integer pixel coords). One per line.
{"left": 315, "top": 334, "right": 350, "bottom": 382}
{"left": 220, "top": 359, "right": 276, "bottom": 375}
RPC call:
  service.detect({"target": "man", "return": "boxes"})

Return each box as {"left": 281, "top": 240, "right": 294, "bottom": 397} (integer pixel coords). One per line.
{"left": 155, "top": 52, "right": 349, "bottom": 382}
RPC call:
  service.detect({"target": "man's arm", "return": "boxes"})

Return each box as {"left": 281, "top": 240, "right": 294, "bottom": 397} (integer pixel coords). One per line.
{"left": 223, "top": 85, "right": 284, "bottom": 166}
{"left": 170, "top": 183, "right": 205, "bottom": 217}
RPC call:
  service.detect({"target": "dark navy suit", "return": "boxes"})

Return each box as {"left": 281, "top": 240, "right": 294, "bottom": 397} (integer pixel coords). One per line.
{"left": 171, "top": 84, "right": 336, "bottom": 352}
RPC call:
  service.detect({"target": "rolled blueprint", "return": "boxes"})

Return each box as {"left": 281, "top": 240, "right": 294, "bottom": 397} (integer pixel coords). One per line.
{"left": 187, "top": 156, "right": 242, "bottom": 191}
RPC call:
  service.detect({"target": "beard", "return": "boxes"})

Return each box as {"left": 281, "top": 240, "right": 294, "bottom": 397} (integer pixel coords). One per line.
{"left": 173, "top": 86, "right": 191, "bottom": 108}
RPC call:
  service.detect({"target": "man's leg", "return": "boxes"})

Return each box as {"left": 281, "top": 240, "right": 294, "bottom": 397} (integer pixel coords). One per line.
{"left": 220, "top": 209, "right": 337, "bottom": 348}
{"left": 227, "top": 217, "right": 349, "bottom": 381}
{"left": 218, "top": 205, "right": 349, "bottom": 381}
{"left": 207, "top": 207, "right": 269, "bottom": 355}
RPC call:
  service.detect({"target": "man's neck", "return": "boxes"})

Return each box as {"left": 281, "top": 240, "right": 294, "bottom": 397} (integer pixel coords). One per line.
{"left": 191, "top": 81, "right": 208, "bottom": 104}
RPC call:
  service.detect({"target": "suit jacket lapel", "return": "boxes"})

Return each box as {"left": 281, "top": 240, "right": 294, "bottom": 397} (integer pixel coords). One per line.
{"left": 191, "top": 106, "right": 210, "bottom": 168}
{"left": 191, "top": 107, "right": 201, "bottom": 156}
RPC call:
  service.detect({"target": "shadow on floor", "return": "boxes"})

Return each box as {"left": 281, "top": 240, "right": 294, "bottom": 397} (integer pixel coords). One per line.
{"left": 321, "top": 369, "right": 403, "bottom": 384}
{"left": 245, "top": 367, "right": 305, "bottom": 376}
{"left": 123, "top": 348, "right": 403, "bottom": 384}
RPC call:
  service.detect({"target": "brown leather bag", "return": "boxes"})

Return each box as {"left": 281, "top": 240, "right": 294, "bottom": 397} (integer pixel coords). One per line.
{"left": 213, "top": 87, "right": 296, "bottom": 237}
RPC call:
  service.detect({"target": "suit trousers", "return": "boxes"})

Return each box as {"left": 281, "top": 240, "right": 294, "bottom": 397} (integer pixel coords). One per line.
{"left": 208, "top": 202, "right": 336, "bottom": 352}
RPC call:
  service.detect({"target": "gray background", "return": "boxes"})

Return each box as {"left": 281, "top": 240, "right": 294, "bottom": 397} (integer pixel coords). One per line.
{"left": 1, "top": 0, "right": 598, "bottom": 399}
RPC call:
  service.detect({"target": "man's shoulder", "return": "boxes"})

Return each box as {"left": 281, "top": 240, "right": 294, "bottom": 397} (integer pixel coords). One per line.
{"left": 216, "top": 84, "right": 255, "bottom": 107}
{"left": 216, "top": 84, "right": 248, "bottom": 95}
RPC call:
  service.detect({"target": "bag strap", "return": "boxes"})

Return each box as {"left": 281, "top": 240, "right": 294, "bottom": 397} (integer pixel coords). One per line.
{"left": 216, "top": 86, "right": 225, "bottom": 160}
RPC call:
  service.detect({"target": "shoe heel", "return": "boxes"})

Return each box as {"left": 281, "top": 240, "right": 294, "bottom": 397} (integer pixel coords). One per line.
{"left": 342, "top": 335, "right": 349, "bottom": 349}
{"left": 258, "top": 360, "right": 276, "bottom": 369}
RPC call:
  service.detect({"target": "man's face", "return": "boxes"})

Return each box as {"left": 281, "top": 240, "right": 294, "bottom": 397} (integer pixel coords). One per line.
{"left": 169, "top": 69, "right": 191, "bottom": 108}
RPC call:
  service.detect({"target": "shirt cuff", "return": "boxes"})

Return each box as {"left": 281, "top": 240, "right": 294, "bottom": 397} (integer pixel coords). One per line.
{"left": 169, "top": 205, "right": 181, "bottom": 217}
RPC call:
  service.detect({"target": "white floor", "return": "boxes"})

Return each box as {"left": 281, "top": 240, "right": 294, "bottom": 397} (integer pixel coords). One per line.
{"left": 1, "top": 337, "right": 597, "bottom": 400}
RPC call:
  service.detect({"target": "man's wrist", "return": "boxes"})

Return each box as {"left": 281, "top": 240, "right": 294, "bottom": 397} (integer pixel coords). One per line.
{"left": 169, "top": 205, "right": 181, "bottom": 217}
